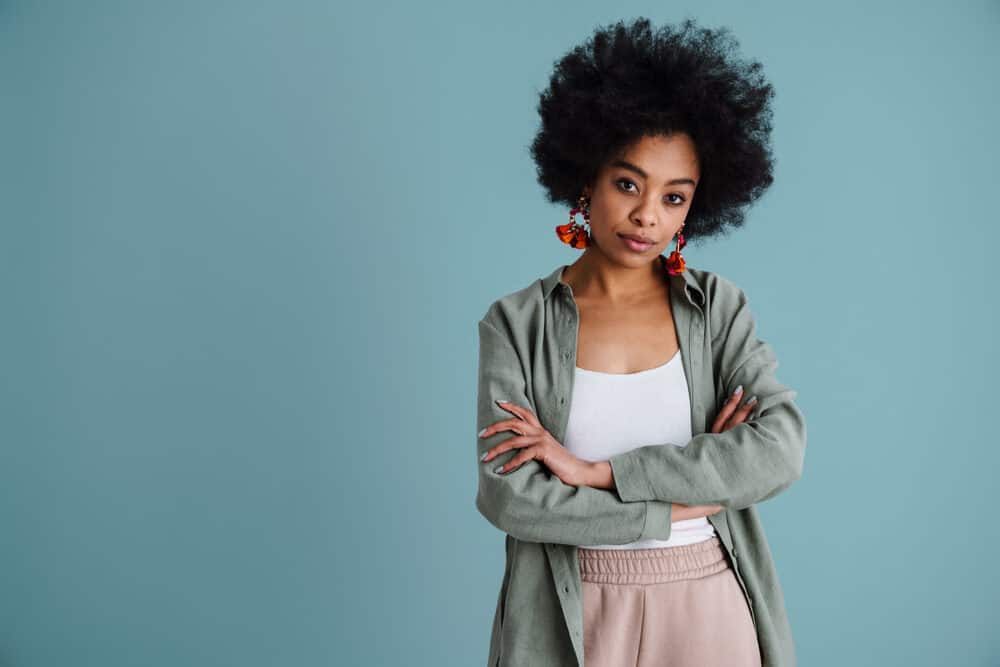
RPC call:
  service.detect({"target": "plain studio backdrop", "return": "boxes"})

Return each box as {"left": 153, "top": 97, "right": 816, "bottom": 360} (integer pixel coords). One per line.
{"left": 1, "top": 1, "right": 997, "bottom": 665}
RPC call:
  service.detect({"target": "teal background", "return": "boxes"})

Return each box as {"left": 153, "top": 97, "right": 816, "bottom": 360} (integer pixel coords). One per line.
{"left": 1, "top": 1, "right": 997, "bottom": 665}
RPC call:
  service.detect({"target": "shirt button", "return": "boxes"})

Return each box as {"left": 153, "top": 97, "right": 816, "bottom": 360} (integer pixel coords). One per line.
{"left": 560, "top": 397, "right": 566, "bottom": 405}
{"left": 564, "top": 586, "right": 569, "bottom": 593}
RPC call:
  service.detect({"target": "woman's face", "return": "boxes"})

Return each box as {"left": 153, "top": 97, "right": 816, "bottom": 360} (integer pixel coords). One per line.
{"left": 582, "top": 132, "right": 700, "bottom": 266}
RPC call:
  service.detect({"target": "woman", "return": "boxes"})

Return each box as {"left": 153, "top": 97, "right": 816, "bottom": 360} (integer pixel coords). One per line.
{"left": 475, "top": 17, "right": 806, "bottom": 667}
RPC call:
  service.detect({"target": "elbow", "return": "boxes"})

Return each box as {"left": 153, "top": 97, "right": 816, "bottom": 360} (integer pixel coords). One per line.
{"left": 765, "top": 405, "right": 806, "bottom": 495}
{"left": 773, "top": 396, "right": 806, "bottom": 476}
{"left": 476, "top": 489, "right": 508, "bottom": 534}
{"left": 476, "top": 485, "right": 523, "bottom": 539}
{"left": 791, "top": 444, "right": 805, "bottom": 481}
{"left": 731, "top": 417, "right": 805, "bottom": 511}
{"left": 783, "top": 412, "right": 807, "bottom": 484}
{"left": 477, "top": 481, "right": 549, "bottom": 543}
{"left": 793, "top": 406, "right": 807, "bottom": 477}
{"left": 784, "top": 453, "right": 804, "bottom": 490}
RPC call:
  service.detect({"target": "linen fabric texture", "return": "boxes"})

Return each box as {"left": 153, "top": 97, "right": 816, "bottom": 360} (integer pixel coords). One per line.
{"left": 475, "top": 260, "right": 807, "bottom": 666}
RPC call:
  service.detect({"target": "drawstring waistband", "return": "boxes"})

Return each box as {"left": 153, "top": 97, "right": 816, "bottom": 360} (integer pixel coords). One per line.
{"left": 578, "top": 537, "right": 730, "bottom": 585}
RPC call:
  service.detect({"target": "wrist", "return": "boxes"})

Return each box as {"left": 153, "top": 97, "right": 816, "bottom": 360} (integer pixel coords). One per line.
{"left": 587, "top": 461, "right": 615, "bottom": 489}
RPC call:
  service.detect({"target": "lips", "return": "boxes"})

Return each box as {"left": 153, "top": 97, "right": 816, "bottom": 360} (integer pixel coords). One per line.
{"left": 618, "top": 233, "right": 655, "bottom": 253}
{"left": 618, "top": 233, "right": 655, "bottom": 244}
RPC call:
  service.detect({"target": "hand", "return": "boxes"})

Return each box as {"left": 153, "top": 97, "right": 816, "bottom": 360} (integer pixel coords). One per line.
{"left": 672, "top": 385, "right": 758, "bottom": 519}
{"left": 709, "top": 384, "right": 758, "bottom": 434}
{"left": 479, "top": 400, "right": 595, "bottom": 487}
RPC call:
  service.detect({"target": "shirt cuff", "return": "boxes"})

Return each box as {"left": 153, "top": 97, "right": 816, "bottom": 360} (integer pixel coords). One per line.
{"left": 640, "top": 500, "right": 673, "bottom": 541}
{"left": 609, "top": 450, "right": 651, "bottom": 503}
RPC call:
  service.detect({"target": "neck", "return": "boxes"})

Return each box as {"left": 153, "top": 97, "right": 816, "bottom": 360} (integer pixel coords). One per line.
{"left": 561, "top": 251, "right": 667, "bottom": 304}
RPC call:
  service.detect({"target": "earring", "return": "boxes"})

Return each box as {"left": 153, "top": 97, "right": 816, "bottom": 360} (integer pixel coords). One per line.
{"left": 665, "top": 226, "right": 687, "bottom": 275}
{"left": 555, "top": 195, "right": 591, "bottom": 249}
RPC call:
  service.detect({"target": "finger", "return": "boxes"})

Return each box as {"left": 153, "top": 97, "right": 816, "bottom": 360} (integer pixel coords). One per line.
{"left": 711, "top": 385, "right": 744, "bottom": 433}
{"left": 495, "top": 400, "right": 540, "bottom": 427}
{"left": 492, "top": 447, "right": 540, "bottom": 474}
{"left": 722, "top": 401, "right": 750, "bottom": 429}
{"left": 479, "top": 418, "right": 536, "bottom": 440}
{"left": 723, "top": 394, "right": 758, "bottom": 430}
{"left": 481, "top": 434, "right": 541, "bottom": 463}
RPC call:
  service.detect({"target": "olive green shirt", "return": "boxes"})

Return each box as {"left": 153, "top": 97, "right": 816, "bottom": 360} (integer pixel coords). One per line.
{"left": 475, "top": 260, "right": 807, "bottom": 666}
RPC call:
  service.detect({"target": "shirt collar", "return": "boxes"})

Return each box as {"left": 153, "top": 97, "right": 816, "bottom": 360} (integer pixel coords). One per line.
{"left": 540, "top": 257, "right": 706, "bottom": 308}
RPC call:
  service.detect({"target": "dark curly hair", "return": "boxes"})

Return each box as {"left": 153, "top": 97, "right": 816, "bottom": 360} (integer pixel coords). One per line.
{"left": 529, "top": 17, "right": 776, "bottom": 244}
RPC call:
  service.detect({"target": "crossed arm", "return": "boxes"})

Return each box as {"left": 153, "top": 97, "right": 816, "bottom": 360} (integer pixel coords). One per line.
{"left": 474, "top": 286, "right": 806, "bottom": 546}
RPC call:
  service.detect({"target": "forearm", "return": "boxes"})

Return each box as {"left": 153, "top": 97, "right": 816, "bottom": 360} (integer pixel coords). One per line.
{"left": 477, "top": 316, "right": 677, "bottom": 545}
{"left": 477, "top": 459, "right": 674, "bottom": 545}
{"left": 586, "top": 461, "right": 722, "bottom": 522}
{"left": 587, "top": 461, "right": 616, "bottom": 490}
{"left": 607, "top": 396, "right": 806, "bottom": 509}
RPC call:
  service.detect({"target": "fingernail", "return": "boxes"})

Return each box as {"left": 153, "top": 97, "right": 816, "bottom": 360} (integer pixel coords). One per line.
{"left": 494, "top": 465, "right": 504, "bottom": 474}
{"left": 481, "top": 451, "right": 489, "bottom": 461}
{"left": 732, "top": 385, "right": 744, "bottom": 396}
{"left": 495, "top": 399, "right": 507, "bottom": 407}
{"left": 478, "top": 428, "right": 487, "bottom": 437}
{"left": 743, "top": 395, "right": 757, "bottom": 406}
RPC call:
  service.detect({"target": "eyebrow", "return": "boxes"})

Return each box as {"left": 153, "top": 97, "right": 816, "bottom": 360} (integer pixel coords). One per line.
{"left": 610, "top": 159, "right": 697, "bottom": 187}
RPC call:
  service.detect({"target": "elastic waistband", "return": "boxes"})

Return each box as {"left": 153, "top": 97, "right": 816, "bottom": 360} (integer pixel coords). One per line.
{"left": 578, "top": 537, "right": 729, "bottom": 585}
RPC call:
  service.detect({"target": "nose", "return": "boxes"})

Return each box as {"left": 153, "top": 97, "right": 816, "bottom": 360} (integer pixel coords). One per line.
{"left": 630, "top": 196, "right": 658, "bottom": 228}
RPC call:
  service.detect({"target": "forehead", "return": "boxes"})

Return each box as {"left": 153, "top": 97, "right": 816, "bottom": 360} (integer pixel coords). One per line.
{"left": 610, "top": 133, "right": 700, "bottom": 181}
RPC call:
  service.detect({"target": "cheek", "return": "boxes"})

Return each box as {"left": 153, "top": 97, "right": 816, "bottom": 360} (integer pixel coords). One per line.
{"left": 588, "top": 200, "right": 619, "bottom": 226}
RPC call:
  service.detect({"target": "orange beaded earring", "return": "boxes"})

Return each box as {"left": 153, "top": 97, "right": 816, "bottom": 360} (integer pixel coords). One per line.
{"left": 555, "top": 194, "right": 591, "bottom": 249}
{"left": 664, "top": 225, "right": 687, "bottom": 274}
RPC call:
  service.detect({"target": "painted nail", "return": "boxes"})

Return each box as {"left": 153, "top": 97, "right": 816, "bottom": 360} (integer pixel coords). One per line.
{"left": 732, "top": 384, "right": 744, "bottom": 396}
{"left": 481, "top": 451, "right": 489, "bottom": 461}
{"left": 478, "top": 428, "right": 487, "bottom": 437}
{"left": 743, "top": 395, "right": 758, "bottom": 406}
{"left": 494, "top": 465, "right": 504, "bottom": 474}
{"left": 495, "top": 399, "right": 507, "bottom": 407}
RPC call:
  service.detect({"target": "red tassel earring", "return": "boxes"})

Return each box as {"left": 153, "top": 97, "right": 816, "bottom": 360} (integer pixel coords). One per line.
{"left": 555, "top": 195, "right": 591, "bottom": 249}
{"left": 664, "top": 225, "right": 687, "bottom": 275}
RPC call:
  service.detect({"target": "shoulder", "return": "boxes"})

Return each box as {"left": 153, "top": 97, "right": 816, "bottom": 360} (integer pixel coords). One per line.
{"left": 478, "top": 273, "right": 547, "bottom": 341}
{"left": 681, "top": 266, "right": 761, "bottom": 347}
{"left": 680, "top": 265, "right": 748, "bottom": 312}
{"left": 478, "top": 264, "right": 752, "bottom": 333}
{"left": 684, "top": 267, "right": 769, "bottom": 358}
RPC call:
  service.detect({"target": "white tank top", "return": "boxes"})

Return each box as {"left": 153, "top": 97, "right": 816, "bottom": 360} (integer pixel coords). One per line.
{"left": 564, "top": 349, "right": 718, "bottom": 549}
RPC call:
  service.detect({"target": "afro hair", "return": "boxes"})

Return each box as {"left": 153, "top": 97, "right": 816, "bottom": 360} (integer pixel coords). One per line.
{"left": 529, "top": 17, "right": 776, "bottom": 244}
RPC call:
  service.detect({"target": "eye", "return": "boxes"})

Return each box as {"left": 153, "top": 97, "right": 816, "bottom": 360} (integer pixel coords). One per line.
{"left": 666, "top": 193, "right": 686, "bottom": 206}
{"left": 615, "top": 178, "right": 638, "bottom": 194}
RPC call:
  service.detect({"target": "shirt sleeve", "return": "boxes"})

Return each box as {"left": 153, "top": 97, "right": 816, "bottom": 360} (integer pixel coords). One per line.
{"left": 607, "top": 283, "right": 807, "bottom": 510}
{"left": 475, "top": 315, "right": 675, "bottom": 546}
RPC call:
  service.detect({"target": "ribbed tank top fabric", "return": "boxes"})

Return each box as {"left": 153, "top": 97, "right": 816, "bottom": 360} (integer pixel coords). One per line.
{"left": 564, "top": 347, "right": 718, "bottom": 550}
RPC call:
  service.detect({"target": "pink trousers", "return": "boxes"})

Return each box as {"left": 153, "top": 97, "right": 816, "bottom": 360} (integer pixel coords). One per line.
{"left": 578, "top": 537, "right": 761, "bottom": 667}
